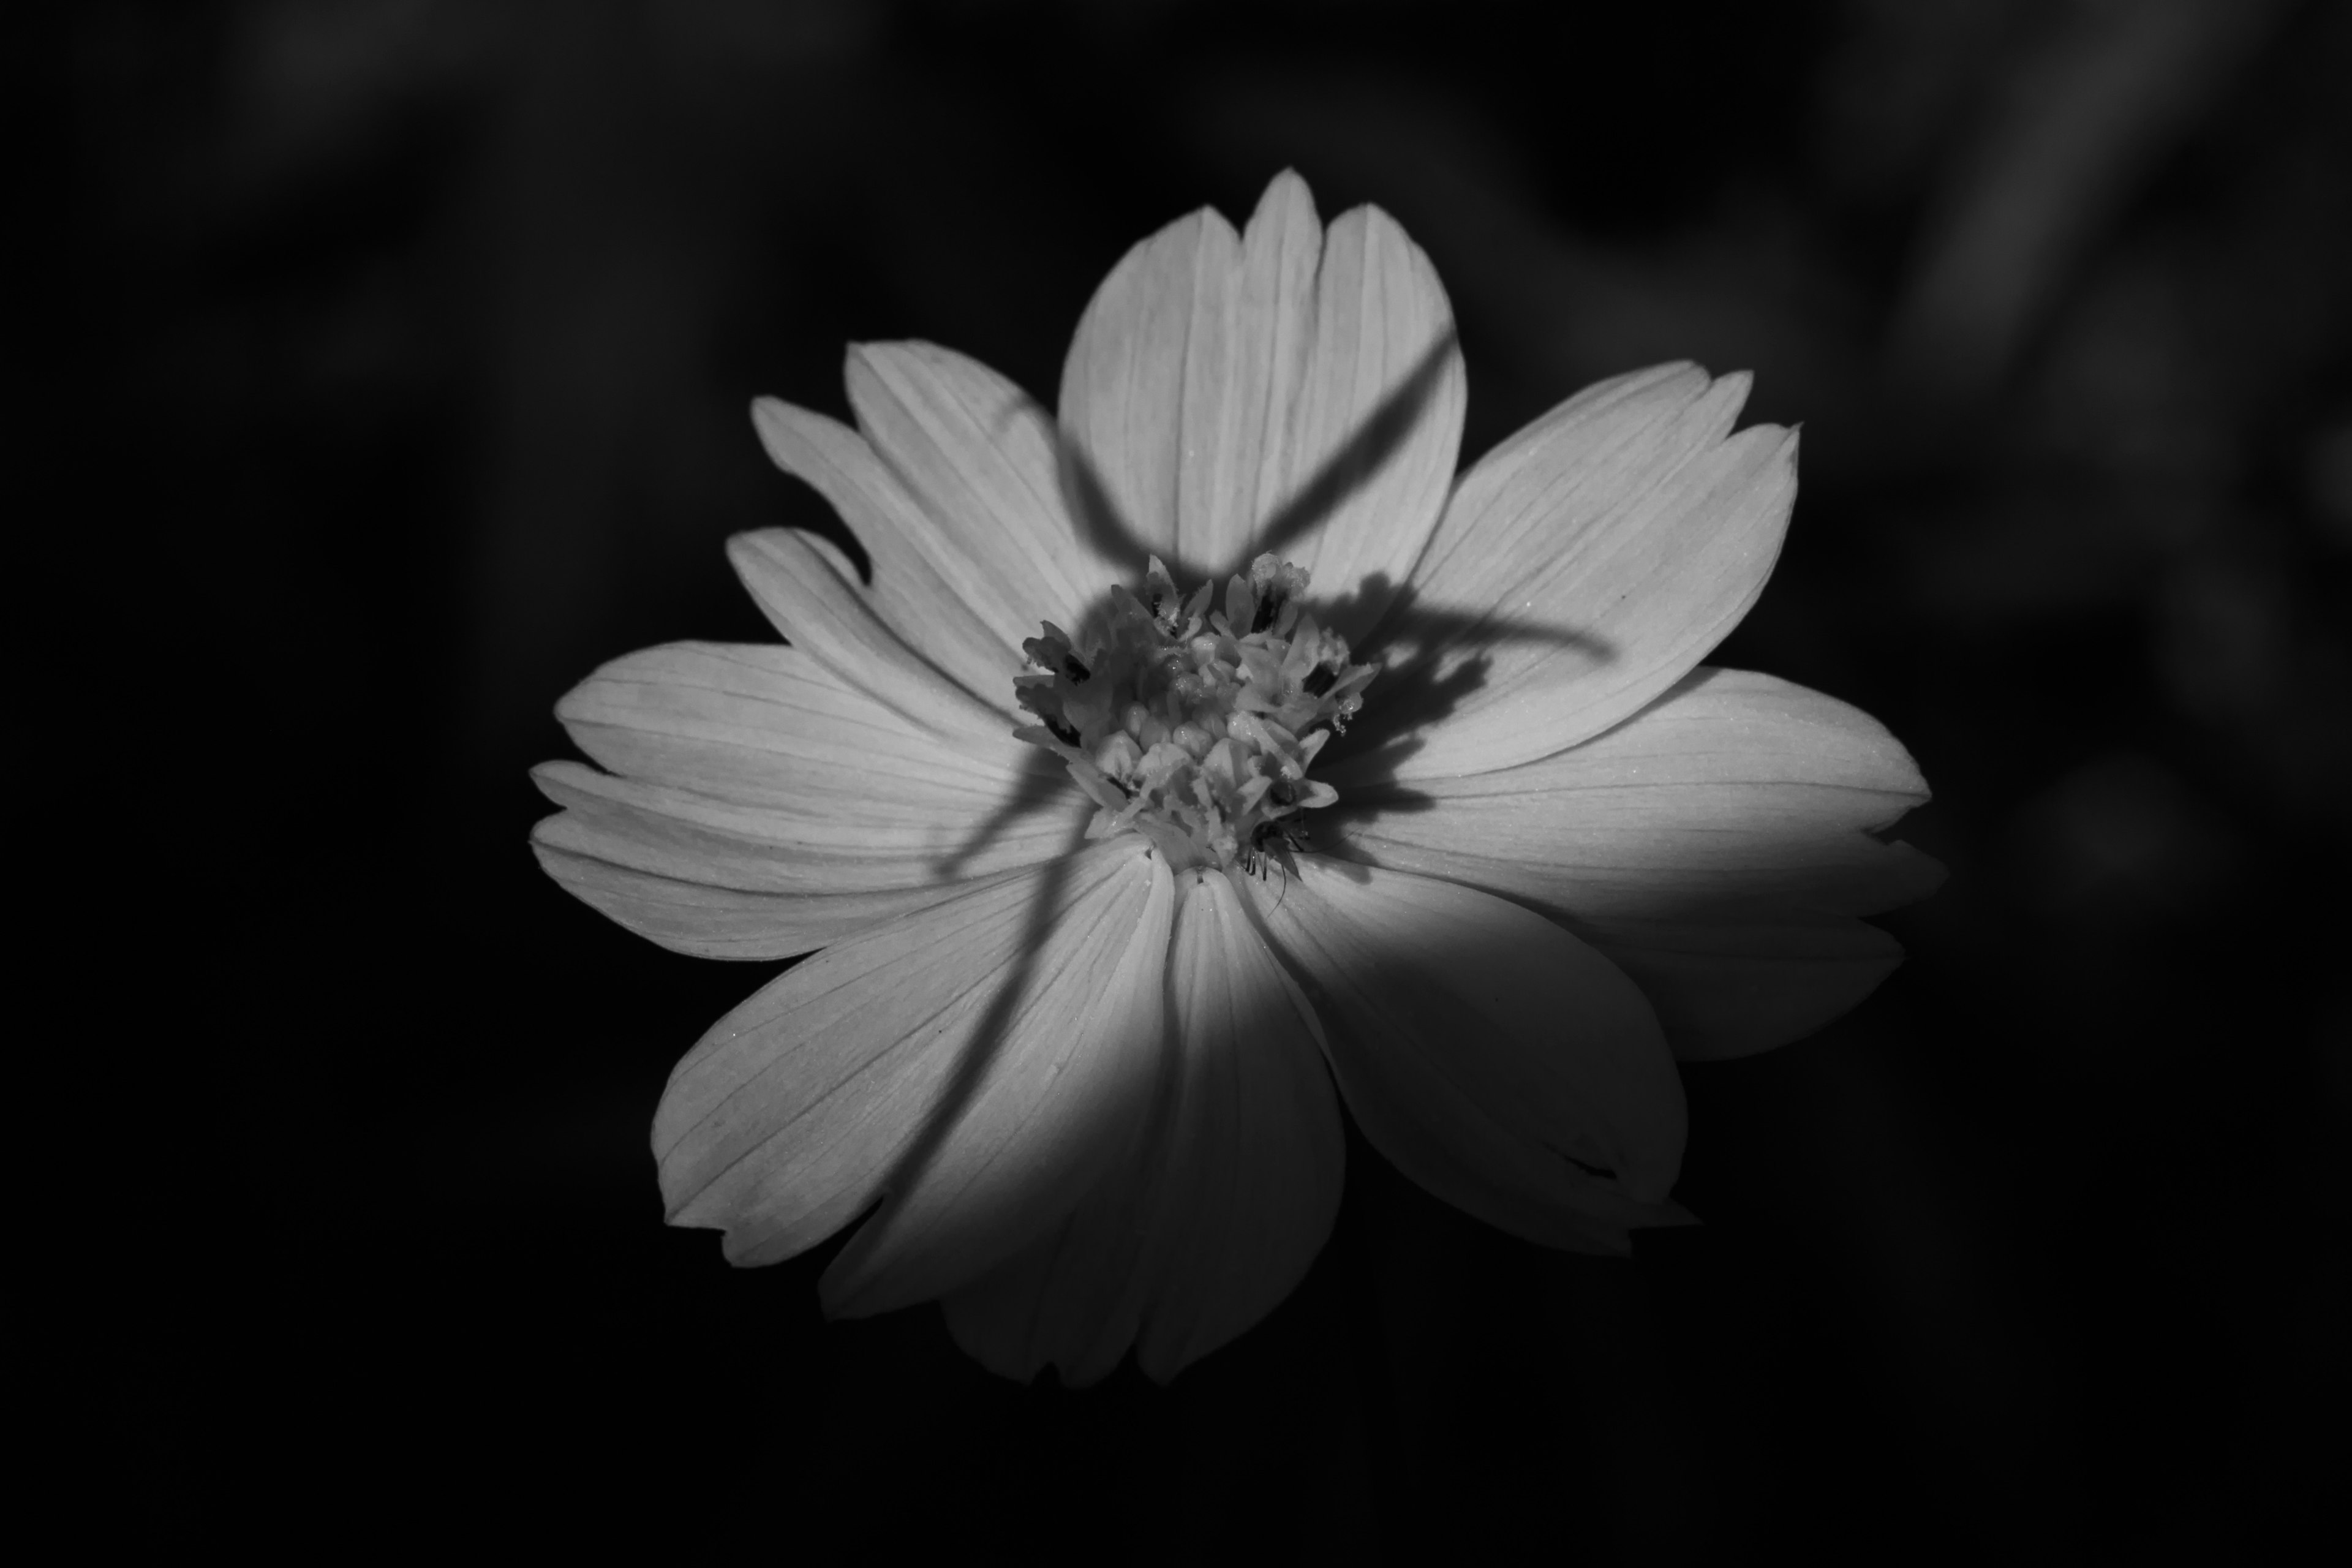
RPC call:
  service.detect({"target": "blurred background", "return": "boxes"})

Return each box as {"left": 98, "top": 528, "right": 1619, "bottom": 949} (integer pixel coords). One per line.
{"left": 50, "top": 0, "right": 2347, "bottom": 1556}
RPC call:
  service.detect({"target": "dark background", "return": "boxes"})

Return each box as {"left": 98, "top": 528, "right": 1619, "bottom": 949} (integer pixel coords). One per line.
{"left": 51, "top": 0, "right": 2347, "bottom": 1556}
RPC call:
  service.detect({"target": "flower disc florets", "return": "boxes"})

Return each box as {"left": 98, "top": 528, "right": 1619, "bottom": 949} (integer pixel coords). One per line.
{"left": 1016, "top": 553, "right": 1378, "bottom": 874}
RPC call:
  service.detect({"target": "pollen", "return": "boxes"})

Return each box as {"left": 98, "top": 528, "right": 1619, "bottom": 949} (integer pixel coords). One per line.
{"left": 1015, "top": 554, "right": 1377, "bottom": 873}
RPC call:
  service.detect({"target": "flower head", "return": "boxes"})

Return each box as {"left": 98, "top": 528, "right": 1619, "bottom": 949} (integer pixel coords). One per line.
{"left": 531, "top": 172, "right": 1942, "bottom": 1384}
{"left": 1014, "top": 549, "right": 1370, "bottom": 874}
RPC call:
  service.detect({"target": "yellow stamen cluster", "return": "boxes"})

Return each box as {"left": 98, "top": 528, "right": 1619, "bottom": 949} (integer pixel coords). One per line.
{"left": 1016, "top": 554, "right": 1377, "bottom": 873}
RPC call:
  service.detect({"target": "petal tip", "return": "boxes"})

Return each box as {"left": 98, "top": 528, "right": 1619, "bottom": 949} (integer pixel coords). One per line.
{"left": 526, "top": 760, "right": 577, "bottom": 799}
{"left": 1261, "top": 166, "right": 1314, "bottom": 204}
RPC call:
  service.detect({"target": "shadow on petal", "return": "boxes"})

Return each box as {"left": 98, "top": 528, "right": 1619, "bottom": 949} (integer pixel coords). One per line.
{"left": 1240, "top": 856, "right": 1692, "bottom": 1254}
{"left": 943, "top": 865, "right": 1345, "bottom": 1387}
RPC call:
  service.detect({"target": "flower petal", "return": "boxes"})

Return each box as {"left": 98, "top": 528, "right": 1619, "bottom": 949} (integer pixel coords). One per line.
{"left": 937, "top": 1134, "right": 1159, "bottom": 1389}
{"left": 1370, "top": 363, "right": 1795, "bottom": 778}
{"left": 1332, "top": 667, "right": 1942, "bottom": 921}
{"left": 534, "top": 759, "right": 1076, "bottom": 892}
{"left": 842, "top": 342, "right": 1121, "bottom": 646}
{"left": 530, "top": 756, "right": 1084, "bottom": 959}
{"left": 530, "top": 842, "right": 982, "bottom": 960}
{"left": 1240, "top": 856, "right": 1688, "bottom": 1254}
{"left": 551, "top": 639, "right": 1035, "bottom": 809}
{"left": 1059, "top": 172, "right": 1464, "bottom": 639}
{"left": 726, "top": 526, "right": 1016, "bottom": 747}
{"left": 1582, "top": 911, "right": 1909, "bottom": 1062}
{"left": 750, "top": 396, "right": 1024, "bottom": 704}
{"left": 1137, "top": 868, "right": 1344, "bottom": 1379}
{"left": 531, "top": 638, "right": 1076, "bottom": 956}
{"left": 652, "top": 838, "right": 1174, "bottom": 1316}
{"left": 941, "top": 867, "right": 1344, "bottom": 1386}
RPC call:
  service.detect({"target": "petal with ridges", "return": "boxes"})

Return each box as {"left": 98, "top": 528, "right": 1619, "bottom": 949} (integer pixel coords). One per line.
{"left": 1371, "top": 363, "right": 1794, "bottom": 778}
{"left": 941, "top": 867, "right": 1344, "bottom": 1386}
{"left": 1278, "top": 203, "right": 1465, "bottom": 639}
{"left": 750, "top": 396, "right": 1022, "bottom": 704}
{"left": 530, "top": 758, "right": 1084, "bottom": 960}
{"left": 536, "top": 636, "right": 1074, "bottom": 956}
{"left": 655, "top": 839, "right": 1173, "bottom": 1314}
{"left": 1239, "top": 856, "right": 1687, "bottom": 1254}
{"left": 1137, "top": 867, "right": 1343, "bottom": 1381}
{"left": 554, "top": 639, "right": 1036, "bottom": 808}
{"left": 533, "top": 761, "right": 1077, "bottom": 890}
{"left": 1177, "top": 176, "right": 1320, "bottom": 573}
{"left": 727, "top": 527, "right": 1014, "bottom": 747}
{"left": 846, "top": 342, "right": 1121, "bottom": 644}
{"left": 532, "top": 841, "right": 995, "bottom": 961}
{"left": 1052, "top": 174, "right": 1306, "bottom": 573}
{"left": 1059, "top": 172, "right": 1463, "bottom": 639}
{"left": 1332, "top": 667, "right": 1942, "bottom": 921}
{"left": 1047, "top": 201, "right": 1225, "bottom": 567}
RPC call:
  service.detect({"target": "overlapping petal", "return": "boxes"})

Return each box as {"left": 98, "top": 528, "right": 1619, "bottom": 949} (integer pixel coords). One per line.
{"left": 654, "top": 838, "right": 1174, "bottom": 1318}
{"left": 549, "top": 639, "right": 1036, "bottom": 809}
{"left": 750, "top": 394, "right": 1028, "bottom": 705}
{"left": 1240, "top": 856, "right": 1689, "bottom": 1254}
{"left": 1581, "top": 911, "right": 1910, "bottom": 1061}
{"left": 531, "top": 758, "right": 1082, "bottom": 960}
{"left": 841, "top": 342, "right": 1125, "bottom": 643}
{"left": 1363, "top": 363, "right": 1796, "bottom": 779}
{"left": 1330, "top": 666, "right": 1938, "bottom": 1058}
{"left": 1333, "top": 667, "right": 1939, "bottom": 921}
{"left": 942, "top": 868, "right": 1344, "bottom": 1385}
{"left": 726, "top": 524, "right": 1019, "bottom": 747}
{"left": 530, "top": 639, "right": 1077, "bottom": 957}
{"left": 1059, "top": 171, "right": 1464, "bottom": 640}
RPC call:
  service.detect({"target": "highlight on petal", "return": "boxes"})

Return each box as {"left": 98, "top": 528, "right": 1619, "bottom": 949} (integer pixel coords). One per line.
{"left": 1370, "top": 362, "right": 1796, "bottom": 778}
{"left": 1333, "top": 666, "right": 1941, "bottom": 922}
{"left": 726, "top": 525, "right": 1016, "bottom": 747}
{"left": 551, "top": 639, "right": 1038, "bottom": 810}
{"left": 750, "top": 394, "right": 1026, "bottom": 706}
{"left": 652, "top": 839, "right": 1174, "bottom": 1319}
{"left": 530, "top": 759, "right": 1082, "bottom": 960}
{"left": 531, "top": 640, "right": 1078, "bottom": 958}
{"left": 1240, "top": 856, "right": 1689, "bottom": 1255}
{"left": 841, "top": 342, "right": 1124, "bottom": 646}
{"left": 943, "top": 867, "right": 1344, "bottom": 1386}
{"left": 1058, "top": 170, "right": 1464, "bottom": 639}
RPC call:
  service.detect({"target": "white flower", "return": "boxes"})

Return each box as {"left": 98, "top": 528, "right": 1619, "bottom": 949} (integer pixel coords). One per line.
{"left": 530, "top": 172, "right": 1942, "bottom": 1385}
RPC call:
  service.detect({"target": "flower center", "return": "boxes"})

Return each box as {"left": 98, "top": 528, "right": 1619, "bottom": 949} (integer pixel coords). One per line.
{"left": 1016, "top": 554, "right": 1378, "bottom": 873}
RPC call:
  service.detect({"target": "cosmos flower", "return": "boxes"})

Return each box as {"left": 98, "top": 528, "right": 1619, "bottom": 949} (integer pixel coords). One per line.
{"left": 530, "top": 172, "right": 1942, "bottom": 1385}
